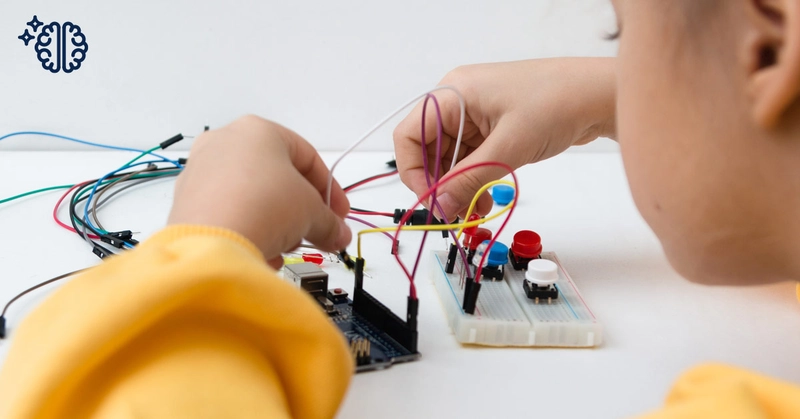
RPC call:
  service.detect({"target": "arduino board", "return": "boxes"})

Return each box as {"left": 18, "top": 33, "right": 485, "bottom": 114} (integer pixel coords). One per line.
{"left": 284, "top": 260, "right": 420, "bottom": 373}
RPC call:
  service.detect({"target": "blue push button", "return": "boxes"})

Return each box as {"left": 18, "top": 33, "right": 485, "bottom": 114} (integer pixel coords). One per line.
{"left": 480, "top": 240, "right": 509, "bottom": 266}
{"left": 491, "top": 185, "right": 515, "bottom": 206}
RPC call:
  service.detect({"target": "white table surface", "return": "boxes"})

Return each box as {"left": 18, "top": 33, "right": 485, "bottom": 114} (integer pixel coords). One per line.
{"left": 0, "top": 150, "right": 798, "bottom": 419}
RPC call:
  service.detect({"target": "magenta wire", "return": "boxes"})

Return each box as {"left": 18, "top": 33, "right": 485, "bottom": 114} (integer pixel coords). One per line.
{"left": 414, "top": 94, "right": 470, "bottom": 279}
{"left": 346, "top": 216, "right": 395, "bottom": 242}
{"left": 393, "top": 161, "right": 519, "bottom": 298}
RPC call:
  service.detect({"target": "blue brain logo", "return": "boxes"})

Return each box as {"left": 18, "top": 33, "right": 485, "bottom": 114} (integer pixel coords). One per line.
{"left": 18, "top": 15, "right": 88, "bottom": 74}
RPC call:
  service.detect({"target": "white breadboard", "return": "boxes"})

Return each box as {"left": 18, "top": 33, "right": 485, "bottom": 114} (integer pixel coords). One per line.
{"left": 431, "top": 250, "right": 603, "bottom": 347}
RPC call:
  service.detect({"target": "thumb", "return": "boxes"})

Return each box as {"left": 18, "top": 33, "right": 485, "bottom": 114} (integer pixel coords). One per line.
{"left": 304, "top": 202, "right": 353, "bottom": 251}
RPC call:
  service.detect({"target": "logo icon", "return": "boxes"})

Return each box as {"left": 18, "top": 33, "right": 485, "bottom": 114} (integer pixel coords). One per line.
{"left": 18, "top": 15, "right": 88, "bottom": 74}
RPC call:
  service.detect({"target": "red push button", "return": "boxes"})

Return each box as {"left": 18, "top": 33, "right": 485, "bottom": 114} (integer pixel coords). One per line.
{"left": 511, "top": 230, "right": 542, "bottom": 258}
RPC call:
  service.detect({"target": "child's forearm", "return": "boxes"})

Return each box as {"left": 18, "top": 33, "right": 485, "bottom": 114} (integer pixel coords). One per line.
{"left": 568, "top": 57, "right": 618, "bottom": 143}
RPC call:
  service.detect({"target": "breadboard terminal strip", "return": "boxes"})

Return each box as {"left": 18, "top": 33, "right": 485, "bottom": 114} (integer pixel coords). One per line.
{"left": 431, "top": 248, "right": 603, "bottom": 348}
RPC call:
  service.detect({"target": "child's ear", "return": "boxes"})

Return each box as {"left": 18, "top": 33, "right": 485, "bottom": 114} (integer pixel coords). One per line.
{"left": 746, "top": 0, "right": 800, "bottom": 128}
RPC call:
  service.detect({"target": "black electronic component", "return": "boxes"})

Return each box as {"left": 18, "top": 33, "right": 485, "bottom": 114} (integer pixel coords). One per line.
{"left": 509, "top": 251, "right": 537, "bottom": 271}
{"left": 393, "top": 208, "right": 434, "bottom": 226}
{"left": 178, "top": 157, "right": 188, "bottom": 165}
{"left": 107, "top": 230, "right": 138, "bottom": 246}
{"left": 349, "top": 337, "right": 372, "bottom": 366}
{"left": 393, "top": 208, "right": 448, "bottom": 238}
{"left": 92, "top": 245, "right": 113, "bottom": 259}
{"left": 327, "top": 288, "right": 349, "bottom": 304}
{"left": 480, "top": 265, "right": 505, "bottom": 281}
{"left": 316, "top": 295, "right": 336, "bottom": 314}
{"left": 100, "top": 235, "right": 127, "bottom": 249}
{"left": 337, "top": 250, "right": 356, "bottom": 270}
{"left": 159, "top": 133, "right": 184, "bottom": 150}
{"left": 284, "top": 263, "right": 328, "bottom": 299}
{"left": 352, "top": 258, "right": 418, "bottom": 353}
{"left": 0, "top": 316, "right": 6, "bottom": 338}
{"left": 462, "top": 277, "right": 481, "bottom": 314}
{"left": 386, "top": 159, "right": 397, "bottom": 168}
{"left": 406, "top": 296, "right": 418, "bottom": 330}
{"left": 108, "top": 230, "right": 134, "bottom": 241}
{"left": 523, "top": 281, "right": 559, "bottom": 303}
{"left": 445, "top": 243, "right": 458, "bottom": 274}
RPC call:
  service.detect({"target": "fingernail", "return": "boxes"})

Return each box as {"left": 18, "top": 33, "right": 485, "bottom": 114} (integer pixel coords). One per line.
{"left": 433, "top": 193, "right": 459, "bottom": 221}
{"left": 336, "top": 218, "right": 352, "bottom": 249}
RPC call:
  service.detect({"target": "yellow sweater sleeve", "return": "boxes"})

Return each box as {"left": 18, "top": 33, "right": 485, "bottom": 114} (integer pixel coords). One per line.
{"left": 639, "top": 284, "right": 800, "bottom": 418}
{"left": 640, "top": 364, "right": 800, "bottom": 419}
{"left": 0, "top": 225, "right": 353, "bottom": 419}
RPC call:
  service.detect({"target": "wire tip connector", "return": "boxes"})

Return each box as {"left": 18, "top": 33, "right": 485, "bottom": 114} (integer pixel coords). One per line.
{"left": 92, "top": 246, "right": 113, "bottom": 260}
{"left": 0, "top": 316, "right": 6, "bottom": 339}
{"left": 100, "top": 231, "right": 137, "bottom": 248}
{"left": 393, "top": 209, "right": 449, "bottom": 238}
{"left": 393, "top": 209, "right": 441, "bottom": 226}
{"left": 445, "top": 243, "right": 458, "bottom": 274}
{"left": 354, "top": 257, "right": 366, "bottom": 291}
{"left": 338, "top": 250, "right": 356, "bottom": 271}
{"left": 462, "top": 277, "right": 481, "bottom": 314}
{"left": 406, "top": 296, "right": 419, "bottom": 330}
{"left": 159, "top": 133, "right": 185, "bottom": 150}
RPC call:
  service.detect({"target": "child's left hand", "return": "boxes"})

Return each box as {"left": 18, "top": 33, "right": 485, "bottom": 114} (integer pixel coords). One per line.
{"left": 167, "top": 115, "right": 352, "bottom": 269}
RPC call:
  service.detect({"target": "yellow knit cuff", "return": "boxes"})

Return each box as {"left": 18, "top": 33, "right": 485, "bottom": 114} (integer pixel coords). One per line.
{"left": 144, "top": 225, "right": 264, "bottom": 260}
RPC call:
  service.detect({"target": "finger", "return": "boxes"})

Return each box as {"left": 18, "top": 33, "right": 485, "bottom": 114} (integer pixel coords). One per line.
{"left": 458, "top": 193, "right": 494, "bottom": 219}
{"left": 267, "top": 256, "right": 284, "bottom": 270}
{"left": 278, "top": 125, "right": 351, "bottom": 217}
{"left": 294, "top": 180, "right": 353, "bottom": 251}
{"left": 305, "top": 206, "right": 352, "bottom": 252}
{"left": 431, "top": 127, "right": 524, "bottom": 220}
{"left": 393, "top": 92, "right": 470, "bottom": 197}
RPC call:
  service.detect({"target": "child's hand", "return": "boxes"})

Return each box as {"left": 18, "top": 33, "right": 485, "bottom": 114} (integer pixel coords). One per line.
{"left": 168, "top": 115, "right": 351, "bottom": 269}
{"left": 394, "top": 58, "right": 617, "bottom": 220}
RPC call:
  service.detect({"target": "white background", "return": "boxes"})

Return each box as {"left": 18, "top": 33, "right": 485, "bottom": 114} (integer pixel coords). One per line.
{"left": 1, "top": 0, "right": 619, "bottom": 151}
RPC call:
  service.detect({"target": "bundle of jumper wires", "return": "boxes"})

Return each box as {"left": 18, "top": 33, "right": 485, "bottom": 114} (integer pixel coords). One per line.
{"left": 0, "top": 131, "right": 189, "bottom": 337}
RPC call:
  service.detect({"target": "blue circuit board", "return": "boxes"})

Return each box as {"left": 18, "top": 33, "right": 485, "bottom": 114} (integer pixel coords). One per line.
{"left": 331, "top": 301, "right": 420, "bottom": 372}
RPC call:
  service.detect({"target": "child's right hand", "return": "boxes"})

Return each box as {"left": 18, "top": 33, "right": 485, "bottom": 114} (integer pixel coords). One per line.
{"left": 393, "top": 58, "right": 617, "bottom": 220}
{"left": 167, "top": 116, "right": 352, "bottom": 269}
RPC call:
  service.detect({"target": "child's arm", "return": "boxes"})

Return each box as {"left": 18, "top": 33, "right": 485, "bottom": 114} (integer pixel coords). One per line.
{"left": 0, "top": 116, "right": 354, "bottom": 419}
{"left": 393, "top": 58, "right": 617, "bottom": 220}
